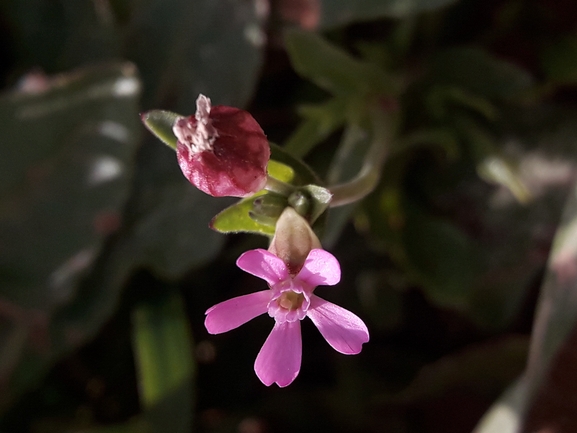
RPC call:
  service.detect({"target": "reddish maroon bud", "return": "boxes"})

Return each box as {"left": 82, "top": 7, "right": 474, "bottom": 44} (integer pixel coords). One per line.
{"left": 173, "top": 94, "right": 270, "bottom": 197}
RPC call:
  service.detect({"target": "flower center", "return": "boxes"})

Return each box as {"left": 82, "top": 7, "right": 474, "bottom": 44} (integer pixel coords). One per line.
{"left": 267, "top": 281, "right": 310, "bottom": 323}
{"left": 278, "top": 291, "right": 304, "bottom": 311}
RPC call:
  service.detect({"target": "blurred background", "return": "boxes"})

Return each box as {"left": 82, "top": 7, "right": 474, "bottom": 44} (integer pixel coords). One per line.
{"left": 1, "top": 0, "right": 577, "bottom": 432}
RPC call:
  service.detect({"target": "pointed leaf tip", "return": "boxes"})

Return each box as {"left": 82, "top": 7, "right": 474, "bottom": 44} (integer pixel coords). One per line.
{"left": 141, "top": 109, "right": 182, "bottom": 151}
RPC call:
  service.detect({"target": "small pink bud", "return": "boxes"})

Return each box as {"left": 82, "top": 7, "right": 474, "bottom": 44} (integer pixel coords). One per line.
{"left": 173, "top": 94, "right": 270, "bottom": 198}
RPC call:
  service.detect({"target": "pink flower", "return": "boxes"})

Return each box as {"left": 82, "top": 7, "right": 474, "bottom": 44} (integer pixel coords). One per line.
{"left": 173, "top": 94, "right": 270, "bottom": 197}
{"left": 205, "top": 248, "right": 369, "bottom": 387}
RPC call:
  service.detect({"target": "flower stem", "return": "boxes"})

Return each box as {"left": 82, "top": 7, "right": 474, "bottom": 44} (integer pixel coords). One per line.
{"left": 264, "top": 175, "right": 296, "bottom": 196}
{"left": 328, "top": 107, "right": 397, "bottom": 207}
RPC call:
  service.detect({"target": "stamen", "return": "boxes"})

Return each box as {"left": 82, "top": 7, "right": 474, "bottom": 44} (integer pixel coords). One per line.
{"left": 195, "top": 94, "right": 212, "bottom": 123}
{"left": 278, "top": 291, "right": 304, "bottom": 311}
{"left": 172, "top": 94, "right": 219, "bottom": 157}
{"left": 194, "top": 94, "right": 219, "bottom": 151}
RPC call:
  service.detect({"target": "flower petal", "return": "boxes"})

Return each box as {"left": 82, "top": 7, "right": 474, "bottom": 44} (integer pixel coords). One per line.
{"left": 307, "top": 295, "right": 369, "bottom": 355}
{"left": 254, "top": 321, "right": 302, "bottom": 387}
{"left": 237, "top": 249, "right": 289, "bottom": 286}
{"left": 205, "top": 290, "right": 270, "bottom": 334}
{"left": 296, "top": 249, "right": 341, "bottom": 287}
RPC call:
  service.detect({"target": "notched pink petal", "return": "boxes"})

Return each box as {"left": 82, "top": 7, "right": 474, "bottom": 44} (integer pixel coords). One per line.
{"left": 307, "top": 295, "right": 369, "bottom": 355}
{"left": 254, "top": 321, "right": 302, "bottom": 387}
{"left": 205, "top": 290, "right": 270, "bottom": 334}
{"left": 296, "top": 249, "right": 341, "bottom": 287}
{"left": 237, "top": 249, "right": 289, "bottom": 286}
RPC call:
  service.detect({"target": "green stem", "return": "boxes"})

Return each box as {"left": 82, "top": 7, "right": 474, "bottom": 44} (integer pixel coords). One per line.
{"left": 329, "top": 108, "right": 397, "bottom": 207}
{"left": 264, "top": 175, "right": 296, "bottom": 196}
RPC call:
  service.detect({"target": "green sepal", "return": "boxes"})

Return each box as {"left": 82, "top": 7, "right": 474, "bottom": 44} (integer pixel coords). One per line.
{"left": 210, "top": 191, "right": 275, "bottom": 236}
{"left": 210, "top": 158, "right": 294, "bottom": 236}
{"left": 252, "top": 193, "right": 288, "bottom": 220}
{"left": 247, "top": 210, "right": 282, "bottom": 228}
{"left": 291, "top": 185, "right": 332, "bottom": 225}
{"left": 267, "top": 159, "right": 295, "bottom": 184}
{"left": 211, "top": 148, "right": 329, "bottom": 235}
{"left": 140, "top": 110, "right": 181, "bottom": 150}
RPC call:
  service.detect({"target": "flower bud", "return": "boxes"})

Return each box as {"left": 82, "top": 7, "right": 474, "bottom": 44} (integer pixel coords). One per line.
{"left": 173, "top": 94, "right": 270, "bottom": 197}
{"left": 268, "top": 207, "right": 321, "bottom": 275}
{"left": 287, "top": 190, "right": 311, "bottom": 218}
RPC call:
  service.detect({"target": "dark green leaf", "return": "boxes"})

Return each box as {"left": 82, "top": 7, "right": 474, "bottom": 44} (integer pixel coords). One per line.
{"left": 429, "top": 47, "right": 533, "bottom": 100}
{"left": 127, "top": 0, "right": 265, "bottom": 109}
{"left": 425, "top": 85, "right": 498, "bottom": 121}
{"left": 0, "top": 63, "right": 141, "bottom": 405}
{"left": 121, "top": 138, "right": 226, "bottom": 279}
{"left": 284, "top": 28, "right": 391, "bottom": 97}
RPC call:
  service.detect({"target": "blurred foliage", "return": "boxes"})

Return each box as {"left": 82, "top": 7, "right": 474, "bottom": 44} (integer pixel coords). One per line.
{"left": 0, "top": 62, "right": 141, "bottom": 407}
{"left": 132, "top": 293, "right": 195, "bottom": 433}
{"left": 1, "top": 0, "right": 577, "bottom": 433}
